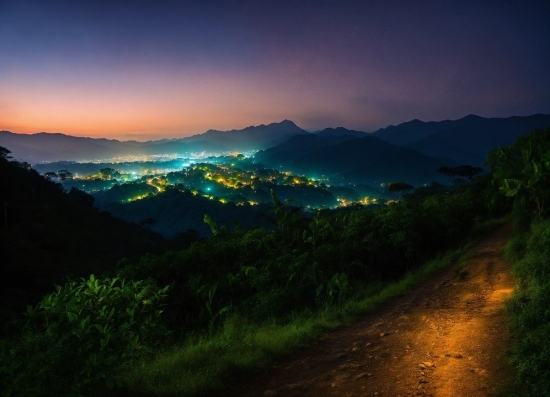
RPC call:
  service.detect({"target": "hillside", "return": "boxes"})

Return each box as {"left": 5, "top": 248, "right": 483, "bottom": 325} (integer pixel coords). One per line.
{"left": 97, "top": 188, "right": 274, "bottom": 238}
{"left": 256, "top": 134, "right": 453, "bottom": 186}
{"left": 254, "top": 134, "right": 355, "bottom": 169}
{"left": 0, "top": 148, "right": 176, "bottom": 312}
{"left": 341, "top": 147, "right": 451, "bottom": 186}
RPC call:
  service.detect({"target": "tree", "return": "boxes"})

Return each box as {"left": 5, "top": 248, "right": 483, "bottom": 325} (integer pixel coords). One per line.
{"left": 100, "top": 168, "right": 120, "bottom": 180}
{"left": 486, "top": 128, "right": 550, "bottom": 219}
{"left": 436, "top": 165, "right": 483, "bottom": 181}
{"left": 387, "top": 182, "right": 414, "bottom": 194}
{"left": 0, "top": 146, "right": 11, "bottom": 160}
{"left": 57, "top": 170, "right": 73, "bottom": 181}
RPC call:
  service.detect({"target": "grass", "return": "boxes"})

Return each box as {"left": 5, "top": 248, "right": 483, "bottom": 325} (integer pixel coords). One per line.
{"left": 118, "top": 217, "right": 508, "bottom": 397}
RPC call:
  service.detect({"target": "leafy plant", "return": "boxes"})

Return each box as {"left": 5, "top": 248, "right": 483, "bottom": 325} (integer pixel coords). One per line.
{"left": 487, "top": 128, "right": 550, "bottom": 220}
{"left": 4, "top": 275, "right": 170, "bottom": 395}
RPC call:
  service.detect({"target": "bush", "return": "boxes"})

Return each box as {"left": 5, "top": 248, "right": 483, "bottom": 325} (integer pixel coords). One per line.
{"left": 506, "top": 220, "right": 550, "bottom": 395}
{"left": 0, "top": 275, "right": 170, "bottom": 396}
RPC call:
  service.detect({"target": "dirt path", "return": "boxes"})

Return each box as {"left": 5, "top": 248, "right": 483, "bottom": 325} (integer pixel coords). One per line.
{"left": 234, "top": 224, "right": 516, "bottom": 397}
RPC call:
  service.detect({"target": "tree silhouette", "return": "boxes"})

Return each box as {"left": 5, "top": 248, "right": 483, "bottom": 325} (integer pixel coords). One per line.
{"left": 0, "top": 146, "right": 11, "bottom": 160}
{"left": 100, "top": 168, "right": 120, "bottom": 180}
{"left": 57, "top": 170, "right": 73, "bottom": 181}
{"left": 387, "top": 182, "right": 414, "bottom": 193}
{"left": 436, "top": 165, "right": 483, "bottom": 181}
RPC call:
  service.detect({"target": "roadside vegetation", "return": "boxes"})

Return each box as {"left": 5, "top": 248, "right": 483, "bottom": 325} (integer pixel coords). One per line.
{"left": 488, "top": 128, "right": 550, "bottom": 396}
{"left": 118, "top": 225, "right": 506, "bottom": 397}
{"left": 2, "top": 128, "right": 547, "bottom": 396}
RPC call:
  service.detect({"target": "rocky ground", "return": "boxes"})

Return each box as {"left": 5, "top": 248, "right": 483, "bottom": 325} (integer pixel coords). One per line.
{"left": 233, "top": 224, "right": 516, "bottom": 397}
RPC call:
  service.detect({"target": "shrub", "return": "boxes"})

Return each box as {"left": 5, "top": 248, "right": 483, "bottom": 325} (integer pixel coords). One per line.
{"left": 1, "top": 275, "right": 170, "bottom": 396}
{"left": 506, "top": 220, "right": 550, "bottom": 395}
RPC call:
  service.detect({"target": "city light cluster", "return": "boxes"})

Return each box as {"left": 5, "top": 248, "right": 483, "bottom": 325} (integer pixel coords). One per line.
{"left": 54, "top": 154, "right": 381, "bottom": 209}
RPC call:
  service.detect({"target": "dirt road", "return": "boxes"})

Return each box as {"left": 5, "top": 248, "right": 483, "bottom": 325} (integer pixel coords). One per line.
{"left": 235, "top": 224, "right": 516, "bottom": 397}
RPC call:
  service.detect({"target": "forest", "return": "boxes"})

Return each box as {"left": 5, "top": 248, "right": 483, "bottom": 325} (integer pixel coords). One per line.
{"left": 0, "top": 128, "right": 549, "bottom": 396}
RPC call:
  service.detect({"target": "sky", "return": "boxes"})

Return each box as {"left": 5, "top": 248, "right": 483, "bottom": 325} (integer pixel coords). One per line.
{"left": 0, "top": 0, "right": 549, "bottom": 141}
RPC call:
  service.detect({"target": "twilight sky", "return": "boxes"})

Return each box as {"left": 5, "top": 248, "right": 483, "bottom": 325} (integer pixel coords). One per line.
{"left": 1, "top": 0, "right": 549, "bottom": 141}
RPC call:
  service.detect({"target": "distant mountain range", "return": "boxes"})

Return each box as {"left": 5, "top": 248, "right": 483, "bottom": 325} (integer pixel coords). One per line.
{"left": 0, "top": 120, "right": 307, "bottom": 163}
{"left": 255, "top": 113, "right": 550, "bottom": 185}
{"left": 1, "top": 113, "right": 549, "bottom": 186}
{"left": 372, "top": 114, "right": 550, "bottom": 165}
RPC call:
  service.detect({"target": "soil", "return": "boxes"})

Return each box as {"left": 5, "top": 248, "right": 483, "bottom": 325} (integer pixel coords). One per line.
{"left": 233, "top": 224, "right": 517, "bottom": 397}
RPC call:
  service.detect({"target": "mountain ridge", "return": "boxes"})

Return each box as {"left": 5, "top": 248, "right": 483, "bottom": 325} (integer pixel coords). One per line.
{"left": 1, "top": 114, "right": 549, "bottom": 166}
{"left": 0, "top": 120, "right": 308, "bottom": 163}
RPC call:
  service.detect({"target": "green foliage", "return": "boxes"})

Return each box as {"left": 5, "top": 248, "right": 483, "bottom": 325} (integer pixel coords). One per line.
{"left": 0, "top": 137, "right": 515, "bottom": 396}
{"left": 1, "top": 275, "right": 170, "bottom": 396}
{"left": 0, "top": 149, "right": 170, "bottom": 335}
{"left": 487, "top": 128, "right": 550, "bottom": 221}
{"left": 119, "top": 239, "right": 489, "bottom": 397}
{"left": 505, "top": 220, "right": 550, "bottom": 396}
{"left": 203, "top": 214, "right": 219, "bottom": 236}
{"left": 503, "top": 229, "right": 528, "bottom": 264}
{"left": 487, "top": 130, "right": 550, "bottom": 394}
{"left": 117, "top": 178, "right": 493, "bottom": 334}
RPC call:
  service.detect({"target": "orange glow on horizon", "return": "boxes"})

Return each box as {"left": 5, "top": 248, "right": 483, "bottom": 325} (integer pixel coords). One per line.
{"left": 0, "top": 62, "right": 357, "bottom": 140}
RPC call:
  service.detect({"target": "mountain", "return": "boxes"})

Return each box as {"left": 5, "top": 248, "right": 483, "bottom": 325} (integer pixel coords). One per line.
{"left": 255, "top": 114, "right": 550, "bottom": 184}
{"left": 3, "top": 114, "right": 548, "bottom": 175}
{"left": 316, "top": 127, "right": 368, "bottom": 138}
{"left": 253, "top": 134, "right": 355, "bottom": 168}
{"left": 255, "top": 134, "right": 454, "bottom": 186}
{"left": 341, "top": 147, "right": 449, "bottom": 186}
{"left": 373, "top": 114, "right": 550, "bottom": 165}
{"left": 182, "top": 120, "right": 307, "bottom": 151}
{"left": 0, "top": 132, "right": 125, "bottom": 163}
{"left": 0, "top": 120, "right": 308, "bottom": 163}
{"left": 372, "top": 118, "right": 458, "bottom": 145}
{"left": 406, "top": 114, "right": 550, "bottom": 165}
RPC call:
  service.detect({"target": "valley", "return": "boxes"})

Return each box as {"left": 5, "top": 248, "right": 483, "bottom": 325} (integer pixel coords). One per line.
{"left": 1, "top": 120, "right": 549, "bottom": 397}
{"left": 1, "top": 2, "right": 548, "bottom": 395}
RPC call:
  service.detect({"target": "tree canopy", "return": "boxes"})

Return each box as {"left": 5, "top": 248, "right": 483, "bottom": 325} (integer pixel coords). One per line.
{"left": 387, "top": 182, "right": 414, "bottom": 193}
{"left": 436, "top": 165, "right": 483, "bottom": 181}
{"left": 486, "top": 128, "right": 550, "bottom": 219}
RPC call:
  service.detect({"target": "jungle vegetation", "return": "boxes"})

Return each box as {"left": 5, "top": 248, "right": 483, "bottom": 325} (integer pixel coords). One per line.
{"left": 488, "top": 128, "right": 550, "bottom": 396}
{"left": 0, "top": 129, "right": 548, "bottom": 396}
